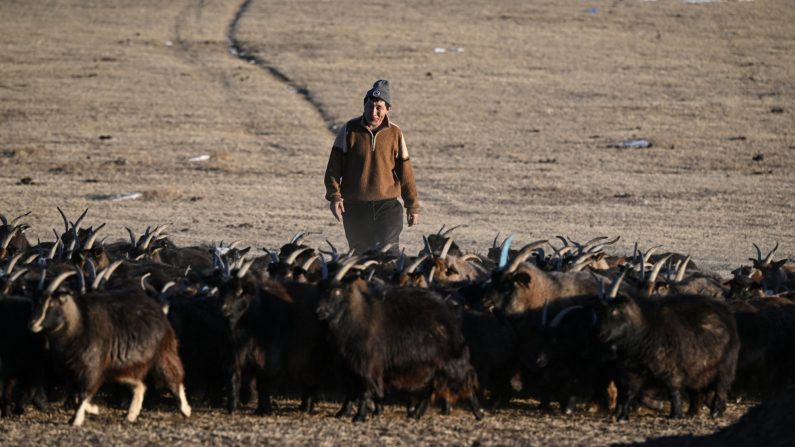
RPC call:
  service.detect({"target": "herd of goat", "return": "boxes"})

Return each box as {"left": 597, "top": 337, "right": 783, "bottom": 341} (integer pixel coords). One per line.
{"left": 0, "top": 209, "right": 793, "bottom": 427}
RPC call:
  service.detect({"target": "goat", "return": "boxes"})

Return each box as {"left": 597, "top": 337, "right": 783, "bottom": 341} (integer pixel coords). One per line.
{"left": 29, "top": 271, "right": 191, "bottom": 426}
{"left": 598, "top": 274, "right": 740, "bottom": 420}
{"left": 316, "top": 258, "right": 483, "bottom": 422}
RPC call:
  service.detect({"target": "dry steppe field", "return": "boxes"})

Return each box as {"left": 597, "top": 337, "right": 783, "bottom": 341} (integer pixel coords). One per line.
{"left": 0, "top": 0, "right": 793, "bottom": 445}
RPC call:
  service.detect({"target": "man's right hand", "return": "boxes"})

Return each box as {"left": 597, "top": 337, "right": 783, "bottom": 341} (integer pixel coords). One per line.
{"left": 330, "top": 200, "right": 345, "bottom": 222}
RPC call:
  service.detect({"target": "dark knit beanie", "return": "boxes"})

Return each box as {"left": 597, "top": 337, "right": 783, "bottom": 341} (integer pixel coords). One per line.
{"left": 364, "top": 80, "right": 392, "bottom": 107}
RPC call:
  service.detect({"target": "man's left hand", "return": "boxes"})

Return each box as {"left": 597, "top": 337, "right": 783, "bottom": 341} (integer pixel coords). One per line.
{"left": 407, "top": 212, "right": 420, "bottom": 227}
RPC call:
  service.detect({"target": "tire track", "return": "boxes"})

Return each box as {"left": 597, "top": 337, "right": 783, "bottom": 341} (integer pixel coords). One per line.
{"left": 226, "top": 0, "right": 337, "bottom": 134}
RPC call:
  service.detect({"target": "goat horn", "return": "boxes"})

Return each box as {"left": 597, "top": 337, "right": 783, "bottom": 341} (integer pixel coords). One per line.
{"left": 356, "top": 260, "right": 379, "bottom": 270}
{"left": 325, "top": 239, "right": 338, "bottom": 257}
{"left": 141, "top": 225, "right": 162, "bottom": 250}
{"left": 427, "top": 265, "right": 436, "bottom": 284}
{"left": 674, "top": 255, "right": 691, "bottom": 282}
{"left": 439, "top": 237, "right": 454, "bottom": 259}
{"left": 441, "top": 224, "right": 462, "bottom": 237}
{"left": 236, "top": 259, "right": 255, "bottom": 278}
{"left": 506, "top": 240, "right": 548, "bottom": 273}
{"left": 492, "top": 232, "right": 501, "bottom": 249}
{"left": 461, "top": 254, "right": 482, "bottom": 263}
{"left": 582, "top": 236, "right": 608, "bottom": 252}
{"left": 588, "top": 236, "right": 620, "bottom": 253}
{"left": 498, "top": 234, "right": 515, "bottom": 270}
{"left": 57, "top": 207, "right": 70, "bottom": 234}
{"left": 289, "top": 231, "right": 305, "bottom": 245}
{"left": 550, "top": 305, "right": 584, "bottom": 328}
{"left": 285, "top": 247, "right": 311, "bottom": 265}
{"left": 0, "top": 213, "right": 6, "bottom": 226}
{"left": 82, "top": 223, "right": 105, "bottom": 250}
{"left": 301, "top": 255, "right": 320, "bottom": 271}
{"left": 555, "top": 235, "right": 568, "bottom": 247}
{"left": 160, "top": 280, "right": 176, "bottom": 295}
{"left": 422, "top": 235, "right": 432, "bottom": 256}
{"left": 9, "top": 267, "right": 29, "bottom": 284}
{"left": 437, "top": 224, "right": 446, "bottom": 235}
{"left": 642, "top": 245, "right": 663, "bottom": 265}
{"left": 0, "top": 226, "right": 20, "bottom": 250}
{"left": 73, "top": 208, "right": 89, "bottom": 232}
{"left": 647, "top": 254, "right": 673, "bottom": 286}
{"left": 608, "top": 271, "right": 627, "bottom": 299}
{"left": 10, "top": 211, "right": 32, "bottom": 227}
{"left": 752, "top": 243, "right": 762, "bottom": 262}
{"left": 126, "top": 227, "right": 136, "bottom": 247}
{"left": 404, "top": 255, "right": 428, "bottom": 274}
{"left": 763, "top": 242, "right": 779, "bottom": 264}
{"left": 333, "top": 256, "right": 361, "bottom": 282}
{"left": 74, "top": 265, "right": 86, "bottom": 295}
{"left": 47, "top": 238, "right": 62, "bottom": 261}
{"left": 380, "top": 242, "right": 396, "bottom": 254}
{"left": 5, "top": 252, "right": 24, "bottom": 275}
{"left": 46, "top": 270, "right": 77, "bottom": 295}
{"left": 570, "top": 254, "right": 594, "bottom": 272}
{"left": 93, "top": 260, "right": 123, "bottom": 290}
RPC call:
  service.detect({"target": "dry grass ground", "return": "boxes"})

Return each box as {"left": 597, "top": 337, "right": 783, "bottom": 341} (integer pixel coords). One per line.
{"left": 0, "top": 0, "right": 793, "bottom": 444}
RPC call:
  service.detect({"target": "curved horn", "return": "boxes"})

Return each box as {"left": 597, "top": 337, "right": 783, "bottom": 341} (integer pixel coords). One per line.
{"left": 4, "top": 252, "right": 24, "bottom": 275}
{"left": 289, "top": 231, "right": 305, "bottom": 245}
{"left": 57, "top": 207, "right": 70, "bottom": 234}
{"left": 427, "top": 265, "right": 436, "bottom": 284}
{"left": 404, "top": 255, "right": 428, "bottom": 274}
{"left": 9, "top": 211, "right": 31, "bottom": 227}
{"left": 126, "top": 227, "right": 137, "bottom": 247}
{"left": 439, "top": 237, "right": 454, "bottom": 259}
{"left": 550, "top": 305, "right": 584, "bottom": 328}
{"left": 73, "top": 208, "right": 89, "bottom": 232}
{"left": 0, "top": 226, "right": 20, "bottom": 250}
{"left": 506, "top": 240, "right": 548, "bottom": 273}
{"left": 642, "top": 245, "right": 662, "bottom": 265}
{"left": 763, "top": 242, "right": 779, "bottom": 264}
{"left": 236, "top": 259, "right": 256, "bottom": 278}
{"left": 492, "top": 232, "right": 501, "bottom": 249}
{"left": 74, "top": 265, "right": 86, "bottom": 295}
{"left": 647, "top": 254, "right": 673, "bottom": 286}
{"left": 47, "top": 238, "right": 62, "bottom": 261}
{"left": 581, "top": 236, "right": 608, "bottom": 253}
{"left": 82, "top": 223, "right": 106, "bottom": 250}
{"left": 498, "top": 234, "right": 515, "bottom": 269}
{"left": 141, "top": 225, "right": 163, "bottom": 250}
{"left": 752, "top": 243, "right": 762, "bottom": 262}
{"left": 379, "top": 242, "right": 396, "bottom": 254}
{"left": 301, "top": 255, "right": 320, "bottom": 271}
{"left": 45, "top": 270, "right": 77, "bottom": 295}
{"left": 437, "top": 224, "right": 446, "bottom": 235}
{"left": 0, "top": 213, "right": 6, "bottom": 226}
{"left": 441, "top": 224, "right": 462, "bottom": 237}
{"left": 93, "top": 260, "right": 123, "bottom": 290}
{"left": 587, "top": 235, "right": 620, "bottom": 254}
{"left": 608, "top": 271, "right": 627, "bottom": 299}
{"left": 228, "top": 240, "right": 242, "bottom": 250}
{"left": 140, "top": 272, "right": 153, "bottom": 291}
{"left": 325, "top": 239, "right": 338, "bottom": 259}
{"left": 422, "top": 235, "right": 432, "bottom": 256}
{"left": 9, "top": 267, "right": 29, "bottom": 284}
{"left": 355, "top": 260, "right": 379, "bottom": 271}
{"left": 555, "top": 235, "right": 569, "bottom": 247}
{"left": 460, "top": 254, "right": 482, "bottom": 263}
{"left": 160, "top": 280, "right": 176, "bottom": 295}
{"left": 570, "top": 254, "right": 595, "bottom": 272}
{"left": 674, "top": 255, "right": 691, "bottom": 282}
{"left": 333, "top": 256, "right": 361, "bottom": 282}
{"left": 285, "top": 247, "right": 311, "bottom": 265}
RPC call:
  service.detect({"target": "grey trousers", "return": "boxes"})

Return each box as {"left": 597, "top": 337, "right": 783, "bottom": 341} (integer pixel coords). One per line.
{"left": 342, "top": 198, "right": 403, "bottom": 256}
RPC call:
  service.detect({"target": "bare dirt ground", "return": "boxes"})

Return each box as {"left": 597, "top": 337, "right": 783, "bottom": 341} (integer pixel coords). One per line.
{"left": 0, "top": 0, "right": 792, "bottom": 444}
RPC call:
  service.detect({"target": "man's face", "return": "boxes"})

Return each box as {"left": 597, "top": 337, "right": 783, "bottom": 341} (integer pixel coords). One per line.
{"left": 364, "top": 98, "right": 389, "bottom": 129}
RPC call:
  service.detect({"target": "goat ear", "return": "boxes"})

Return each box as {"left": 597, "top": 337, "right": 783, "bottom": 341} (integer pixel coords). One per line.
{"left": 514, "top": 271, "right": 532, "bottom": 289}
{"left": 771, "top": 259, "right": 787, "bottom": 270}
{"left": 57, "top": 293, "right": 70, "bottom": 303}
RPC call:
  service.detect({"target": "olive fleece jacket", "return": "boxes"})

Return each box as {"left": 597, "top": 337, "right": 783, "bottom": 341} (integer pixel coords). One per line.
{"left": 324, "top": 115, "right": 420, "bottom": 213}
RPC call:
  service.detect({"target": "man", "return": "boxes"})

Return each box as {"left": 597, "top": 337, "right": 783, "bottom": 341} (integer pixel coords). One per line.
{"left": 324, "top": 80, "right": 420, "bottom": 255}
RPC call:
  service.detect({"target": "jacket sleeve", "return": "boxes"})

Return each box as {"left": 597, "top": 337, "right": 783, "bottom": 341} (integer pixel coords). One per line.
{"left": 324, "top": 124, "right": 347, "bottom": 202}
{"left": 394, "top": 130, "right": 420, "bottom": 213}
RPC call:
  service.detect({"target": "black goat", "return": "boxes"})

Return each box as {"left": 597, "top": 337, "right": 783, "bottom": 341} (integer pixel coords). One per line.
{"left": 598, "top": 279, "right": 740, "bottom": 420}
{"left": 29, "top": 271, "right": 191, "bottom": 426}
{"left": 316, "top": 259, "right": 483, "bottom": 422}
